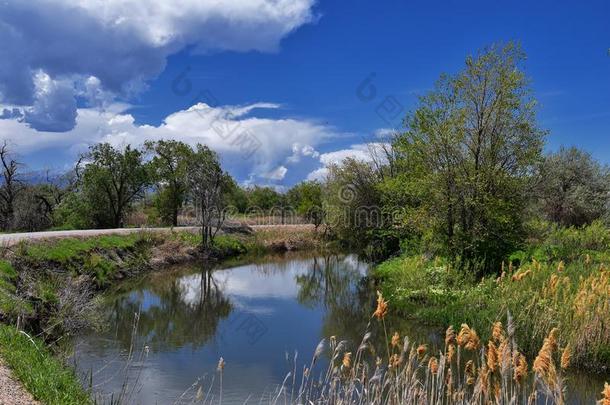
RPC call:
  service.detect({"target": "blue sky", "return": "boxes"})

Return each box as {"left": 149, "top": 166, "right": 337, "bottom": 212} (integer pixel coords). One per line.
{"left": 0, "top": 0, "right": 608, "bottom": 187}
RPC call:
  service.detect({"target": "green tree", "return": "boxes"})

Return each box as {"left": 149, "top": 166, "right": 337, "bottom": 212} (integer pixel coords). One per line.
{"left": 287, "top": 180, "right": 324, "bottom": 228}
{"left": 81, "top": 143, "right": 151, "bottom": 228}
{"left": 324, "top": 158, "right": 384, "bottom": 245}
{"left": 535, "top": 146, "right": 610, "bottom": 227}
{"left": 395, "top": 43, "right": 545, "bottom": 271}
{"left": 186, "top": 144, "right": 227, "bottom": 250}
{"left": 145, "top": 140, "right": 193, "bottom": 226}
{"left": 246, "top": 186, "right": 281, "bottom": 211}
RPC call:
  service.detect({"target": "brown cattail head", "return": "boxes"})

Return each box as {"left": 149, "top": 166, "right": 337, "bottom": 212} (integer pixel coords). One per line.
{"left": 428, "top": 356, "right": 439, "bottom": 374}
{"left": 560, "top": 346, "right": 571, "bottom": 370}
{"left": 465, "top": 360, "right": 476, "bottom": 385}
{"left": 457, "top": 324, "right": 481, "bottom": 351}
{"left": 373, "top": 291, "right": 388, "bottom": 319}
{"left": 600, "top": 382, "right": 610, "bottom": 405}
{"left": 447, "top": 344, "right": 456, "bottom": 363}
{"left": 533, "top": 328, "right": 559, "bottom": 387}
{"left": 217, "top": 357, "right": 225, "bottom": 372}
{"left": 513, "top": 352, "right": 528, "bottom": 384}
{"left": 487, "top": 341, "right": 498, "bottom": 373}
{"left": 342, "top": 352, "right": 352, "bottom": 369}
{"left": 492, "top": 322, "right": 504, "bottom": 343}
{"left": 391, "top": 331, "right": 400, "bottom": 348}
{"left": 417, "top": 344, "right": 427, "bottom": 358}
{"left": 389, "top": 353, "right": 401, "bottom": 369}
{"left": 445, "top": 325, "right": 456, "bottom": 346}
{"left": 512, "top": 269, "right": 532, "bottom": 282}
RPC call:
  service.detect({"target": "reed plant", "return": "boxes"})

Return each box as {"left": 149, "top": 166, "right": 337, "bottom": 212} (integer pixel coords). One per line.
{"left": 262, "top": 293, "right": 607, "bottom": 405}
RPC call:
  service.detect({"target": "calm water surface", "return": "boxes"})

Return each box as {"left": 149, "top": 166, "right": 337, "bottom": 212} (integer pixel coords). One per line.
{"left": 72, "top": 252, "right": 605, "bottom": 404}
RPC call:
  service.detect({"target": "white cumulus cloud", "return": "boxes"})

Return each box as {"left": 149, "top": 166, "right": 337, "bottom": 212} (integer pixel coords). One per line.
{"left": 0, "top": 101, "right": 338, "bottom": 183}
{"left": 0, "top": 0, "right": 317, "bottom": 131}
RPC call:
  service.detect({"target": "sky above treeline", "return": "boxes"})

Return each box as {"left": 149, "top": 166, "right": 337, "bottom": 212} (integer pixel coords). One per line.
{"left": 0, "top": 0, "right": 608, "bottom": 188}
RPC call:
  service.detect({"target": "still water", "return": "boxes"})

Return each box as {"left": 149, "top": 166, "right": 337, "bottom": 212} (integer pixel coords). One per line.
{"left": 72, "top": 252, "right": 604, "bottom": 404}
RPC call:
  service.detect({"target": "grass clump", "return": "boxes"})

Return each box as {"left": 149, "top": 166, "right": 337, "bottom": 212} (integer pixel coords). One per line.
{"left": 0, "top": 324, "right": 91, "bottom": 404}
{"left": 23, "top": 234, "right": 142, "bottom": 263}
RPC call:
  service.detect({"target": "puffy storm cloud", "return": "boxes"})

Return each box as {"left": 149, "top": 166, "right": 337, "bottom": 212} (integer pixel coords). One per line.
{"left": 0, "top": 102, "right": 337, "bottom": 183}
{"left": 0, "top": 0, "right": 316, "bottom": 131}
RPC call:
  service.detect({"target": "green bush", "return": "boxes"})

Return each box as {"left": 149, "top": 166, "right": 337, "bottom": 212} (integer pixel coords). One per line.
{"left": 211, "top": 235, "right": 247, "bottom": 257}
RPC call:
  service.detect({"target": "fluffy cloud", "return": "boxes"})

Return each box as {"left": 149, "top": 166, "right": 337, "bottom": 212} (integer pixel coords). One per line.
{"left": 0, "top": 101, "right": 337, "bottom": 183}
{"left": 0, "top": 0, "right": 316, "bottom": 131}
{"left": 306, "top": 142, "right": 389, "bottom": 181}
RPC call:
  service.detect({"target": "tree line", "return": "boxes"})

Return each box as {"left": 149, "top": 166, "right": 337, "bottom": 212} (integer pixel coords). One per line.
{"left": 0, "top": 140, "right": 324, "bottom": 248}
{"left": 322, "top": 42, "right": 610, "bottom": 271}
{"left": 0, "top": 42, "right": 607, "bottom": 267}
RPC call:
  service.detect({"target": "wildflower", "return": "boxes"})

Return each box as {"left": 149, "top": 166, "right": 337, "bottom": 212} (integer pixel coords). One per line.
{"left": 373, "top": 291, "right": 388, "bottom": 319}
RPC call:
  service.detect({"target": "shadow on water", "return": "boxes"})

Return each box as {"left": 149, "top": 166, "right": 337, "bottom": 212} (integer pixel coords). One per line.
{"left": 71, "top": 252, "right": 606, "bottom": 404}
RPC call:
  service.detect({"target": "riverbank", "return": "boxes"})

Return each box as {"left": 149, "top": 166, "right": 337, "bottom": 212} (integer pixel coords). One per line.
{"left": 374, "top": 221, "right": 610, "bottom": 373}
{"left": 0, "top": 224, "right": 323, "bottom": 404}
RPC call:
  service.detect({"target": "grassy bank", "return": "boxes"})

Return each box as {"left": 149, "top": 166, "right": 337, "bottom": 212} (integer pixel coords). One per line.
{"left": 0, "top": 324, "right": 91, "bottom": 405}
{"left": 375, "top": 221, "right": 610, "bottom": 372}
{"left": 0, "top": 224, "right": 322, "bottom": 404}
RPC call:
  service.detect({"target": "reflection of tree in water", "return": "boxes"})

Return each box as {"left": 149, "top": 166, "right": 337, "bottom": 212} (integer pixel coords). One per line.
{"left": 295, "top": 255, "right": 377, "bottom": 346}
{"left": 106, "top": 267, "right": 232, "bottom": 351}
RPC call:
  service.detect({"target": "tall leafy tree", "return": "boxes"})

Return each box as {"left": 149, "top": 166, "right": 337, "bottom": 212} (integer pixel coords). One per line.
{"left": 395, "top": 43, "right": 545, "bottom": 271}
{"left": 145, "top": 140, "right": 193, "bottom": 226}
{"left": 186, "top": 144, "right": 228, "bottom": 250}
{"left": 81, "top": 143, "right": 151, "bottom": 228}
{"left": 287, "top": 180, "right": 324, "bottom": 228}
{"left": 535, "top": 146, "right": 610, "bottom": 227}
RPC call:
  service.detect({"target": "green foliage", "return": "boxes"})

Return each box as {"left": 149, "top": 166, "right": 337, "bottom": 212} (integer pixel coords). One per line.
{"left": 246, "top": 185, "right": 283, "bottom": 211}
{"left": 391, "top": 42, "right": 545, "bottom": 272}
{"left": 81, "top": 143, "right": 151, "bottom": 228}
{"left": 52, "top": 192, "right": 93, "bottom": 230}
{"left": 0, "top": 325, "right": 92, "bottom": 404}
{"left": 287, "top": 180, "right": 324, "bottom": 226}
{"left": 376, "top": 221, "right": 610, "bottom": 370}
{"left": 535, "top": 146, "right": 610, "bottom": 227}
{"left": 145, "top": 140, "right": 193, "bottom": 226}
{"left": 210, "top": 235, "right": 247, "bottom": 257}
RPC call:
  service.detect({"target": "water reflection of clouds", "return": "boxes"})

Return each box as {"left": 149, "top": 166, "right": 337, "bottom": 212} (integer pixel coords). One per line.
{"left": 178, "top": 254, "right": 368, "bottom": 306}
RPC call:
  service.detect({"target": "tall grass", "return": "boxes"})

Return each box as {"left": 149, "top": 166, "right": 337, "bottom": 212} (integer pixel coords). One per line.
{"left": 185, "top": 293, "right": 607, "bottom": 405}
{"left": 375, "top": 222, "right": 610, "bottom": 370}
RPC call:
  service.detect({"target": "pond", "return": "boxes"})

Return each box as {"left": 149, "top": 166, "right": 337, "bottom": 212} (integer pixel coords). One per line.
{"left": 71, "top": 252, "right": 605, "bottom": 404}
